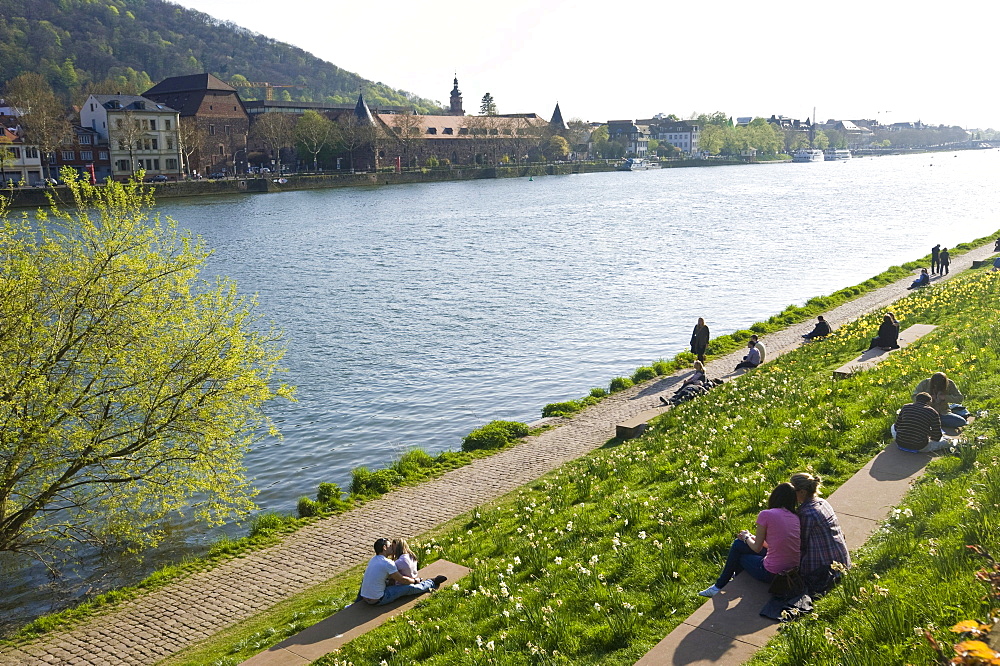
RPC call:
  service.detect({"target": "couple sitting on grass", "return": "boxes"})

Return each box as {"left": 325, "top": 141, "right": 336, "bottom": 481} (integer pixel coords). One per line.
{"left": 699, "top": 473, "right": 850, "bottom": 599}
{"left": 358, "top": 537, "right": 447, "bottom": 606}
{"left": 892, "top": 371, "right": 969, "bottom": 453}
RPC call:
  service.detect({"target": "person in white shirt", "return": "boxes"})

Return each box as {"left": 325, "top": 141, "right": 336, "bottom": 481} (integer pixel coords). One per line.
{"left": 358, "top": 537, "right": 446, "bottom": 605}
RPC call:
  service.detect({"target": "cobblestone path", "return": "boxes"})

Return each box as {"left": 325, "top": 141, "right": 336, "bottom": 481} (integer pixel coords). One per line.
{"left": 1, "top": 243, "right": 995, "bottom": 665}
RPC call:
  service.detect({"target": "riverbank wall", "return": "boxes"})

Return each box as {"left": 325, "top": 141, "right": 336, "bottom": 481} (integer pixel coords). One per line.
{"left": 2, "top": 159, "right": 745, "bottom": 209}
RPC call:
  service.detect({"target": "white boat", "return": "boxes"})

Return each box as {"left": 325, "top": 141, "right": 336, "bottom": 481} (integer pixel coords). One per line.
{"left": 824, "top": 149, "right": 852, "bottom": 161}
{"left": 792, "top": 149, "right": 825, "bottom": 163}
{"left": 618, "top": 158, "right": 660, "bottom": 171}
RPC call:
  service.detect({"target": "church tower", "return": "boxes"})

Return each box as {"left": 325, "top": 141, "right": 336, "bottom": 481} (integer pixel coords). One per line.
{"left": 449, "top": 75, "right": 464, "bottom": 116}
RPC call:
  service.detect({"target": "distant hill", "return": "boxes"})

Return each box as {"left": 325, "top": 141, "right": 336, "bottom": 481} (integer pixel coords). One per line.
{"left": 0, "top": 0, "right": 443, "bottom": 113}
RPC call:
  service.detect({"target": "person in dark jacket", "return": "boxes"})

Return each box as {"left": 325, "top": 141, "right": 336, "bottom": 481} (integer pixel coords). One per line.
{"left": 802, "top": 316, "right": 832, "bottom": 340}
{"left": 690, "top": 318, "right": 710, "bottom": 363}
{"left": 909, "top": 268, "right": 930, "bottom": 289}
{"left": 939, "top": 247, "right": 950, "bottom": 275}
{"left": 868, "top": 314, "right": 899, "bottom": 350}
{"left": 931, "top": 244, "right": 941, "bottom": 274}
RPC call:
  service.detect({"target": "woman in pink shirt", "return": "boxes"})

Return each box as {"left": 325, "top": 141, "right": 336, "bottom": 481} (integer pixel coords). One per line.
{"left": 699, "top": 483, "right": 801, "bottom": 597}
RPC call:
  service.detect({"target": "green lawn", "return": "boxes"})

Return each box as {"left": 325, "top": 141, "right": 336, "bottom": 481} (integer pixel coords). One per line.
{"left": 171, "top": 264, "right": 1000, "bottom": 665}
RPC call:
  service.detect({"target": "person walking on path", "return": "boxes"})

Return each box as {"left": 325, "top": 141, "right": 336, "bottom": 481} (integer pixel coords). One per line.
{"left": 931, "top": 244, "right": 941, "bottom": 275}
{"left": 940, "top": 247, "right": 951, "bottom": 275}
{"left": 690, "top": 318, "right": 710, "bottom": 363}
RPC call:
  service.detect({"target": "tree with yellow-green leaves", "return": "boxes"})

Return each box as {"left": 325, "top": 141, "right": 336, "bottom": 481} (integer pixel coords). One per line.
{"left": 0, "top": 170, "right": 294, "bottom": 559}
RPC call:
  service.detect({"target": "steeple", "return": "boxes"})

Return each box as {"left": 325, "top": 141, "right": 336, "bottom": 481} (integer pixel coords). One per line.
{"left": 550, "top": 102, "right": 568, "bottom": 131}
{"left": 449, "top": 75, "right": 464, "bottom": 116}
{"left": 354, "top": 92, "right": 374, "bottom": 125}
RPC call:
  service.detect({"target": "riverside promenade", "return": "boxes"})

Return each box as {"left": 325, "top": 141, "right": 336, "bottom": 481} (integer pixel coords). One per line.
{"left": 1, "top": 242, "right": 996, "bottom": 666}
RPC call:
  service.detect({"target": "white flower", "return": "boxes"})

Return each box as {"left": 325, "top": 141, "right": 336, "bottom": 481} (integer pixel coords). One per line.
{"left": 554, "top": 556, "right": 563, "bottom": 564}
{"left": 593, "top": 602, "right": 601, "bottom": 611}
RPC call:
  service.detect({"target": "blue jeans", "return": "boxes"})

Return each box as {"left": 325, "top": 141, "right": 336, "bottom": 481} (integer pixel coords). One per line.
{"left": 356, "top": 578, "right": 438, "bottom": 606}
{"left": 715, "top": 539, "right": 775, "bottom": 589}
{"left": 940, "top": 412, "right": 967, "bottom": 428}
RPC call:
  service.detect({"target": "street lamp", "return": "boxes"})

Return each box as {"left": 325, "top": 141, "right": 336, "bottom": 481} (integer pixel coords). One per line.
{"left": 233, "top": 148, "right": 246, "bottom": 177}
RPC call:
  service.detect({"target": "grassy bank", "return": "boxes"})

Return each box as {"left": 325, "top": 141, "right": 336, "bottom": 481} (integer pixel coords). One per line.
{"left": 6, "top": 235, "right": 998, "bottom": 649}
{"left": 165, "top": 262, "right": 1000, "bottom": 664}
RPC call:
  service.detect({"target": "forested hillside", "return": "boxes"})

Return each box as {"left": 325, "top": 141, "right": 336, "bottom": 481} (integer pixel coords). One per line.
{"left": 0, "top": 0, "right": 442, "bottom": 112}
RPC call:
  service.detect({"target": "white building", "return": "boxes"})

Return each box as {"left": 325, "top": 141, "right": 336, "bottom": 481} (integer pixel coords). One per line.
{"left": 80, "top": 94, "right": 183, "bottom": 181}
{"left": 651, "top": 120, "right": 701, "bottom": 156}
{"left": 0, "top": 127, "right": 43, "bottom": 186}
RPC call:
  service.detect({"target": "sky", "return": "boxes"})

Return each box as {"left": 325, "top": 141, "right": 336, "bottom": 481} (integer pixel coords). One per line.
{"left": 171, "top": 0, "right": 1000, "bottom": 130}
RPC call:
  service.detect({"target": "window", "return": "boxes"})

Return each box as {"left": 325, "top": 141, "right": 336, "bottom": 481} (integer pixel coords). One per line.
{"left": 99, "top": 151, "right": 108, "bottom": 160}
{"left": 165, "top": 120, "right": 171, "bottom": 130}
{"left": 141, "top": 119, "right": 149, "bottom": 130}
{"left": 11, "top": 148, "right": 20, "bottom": 158}
{"left": 153, "top": 159, "right": 160, "bottom": 170}
{"left": 116, "top": 159, "right": 130, "bottom": 171}
{"left": 218, "top": 144, "right": 225, "bottom": 155}
{"left": 62, "top": 151, "right": 75, "bottom": 161}
{"left": 81, "top": 151, "right": 93, "bottom": 161}
{"left": 209, "top": 124, "right": 215, "bottom": 136}
{"left": 443, "top": 127, "right": 453, "bottom": 135}
{"left": 225, "top": 125, "right": 231, "bottom": 135}
{"left": 166, "top": 137, "right": 173, "bottom": 149}
{"left": 149, "top": 119, "right": 156, "bottom": 130}
{"left": 426, "top": 127, "right": 437, "bottom": 134}
{"left": 116, "top": 119, "right": 124, "bottom": 129}
{"left": 165, "top": 158, "right": 177, "bottom": 170}
{"left": 151, "top": 138, "right": 158, "bottom": 150}
{"left": 79, "top": 134, "right": 92, "bottom": 145}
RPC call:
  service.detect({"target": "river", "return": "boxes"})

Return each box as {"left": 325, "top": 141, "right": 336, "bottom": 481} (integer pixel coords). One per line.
{"left": 2, "top": 149, "right": 999, "bottom": 630}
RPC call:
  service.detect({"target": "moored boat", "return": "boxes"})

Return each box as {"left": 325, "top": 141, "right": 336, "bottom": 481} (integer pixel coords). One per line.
{"left": 824, "top": 148, "right": 852, "bottom": 161}
{"left": 618, "top": 158, "right": 660, "bottom": 171}
{"left": 792, "top": 149, "right": 825, "bottom": 163}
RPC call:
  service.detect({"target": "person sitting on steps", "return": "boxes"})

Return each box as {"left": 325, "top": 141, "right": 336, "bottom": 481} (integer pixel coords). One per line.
{"left": 358, "top": 537, "right": 446, "bottom": 605}
{"left": 699, "top": 483, "right": 800, "bottom": 597}
{"left": 891, "top": 392, "right": 955, "bottom": 453}
{"left": 868, "top": 313, "right": 899, "bottom": 350}
{"left": 912, "top": 372, "right": 968, "bottom": 429}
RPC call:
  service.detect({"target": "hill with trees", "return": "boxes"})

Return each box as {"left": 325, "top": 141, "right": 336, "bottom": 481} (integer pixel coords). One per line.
{"left": 0, "top": 0, "right": 443, "bottom": 112}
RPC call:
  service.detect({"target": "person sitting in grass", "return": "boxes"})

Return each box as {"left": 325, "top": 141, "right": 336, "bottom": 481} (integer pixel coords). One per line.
{"left": 358, "top": 537, "right": 446, "bottom": 605}
{"left": 891, "top": 392, "right": 954, "bottom": 453}
{"left": 750, "top": 335, "right": 766, "bottom": 363}
{"left": 802, "top": 315, "right": 832, "bottom": 341}
{"left": 734, "top": 340, "right": 761, "bottom": 371}
{"left": 790, "top": 472, "right": 850, "bottom": 596}
{"left": 868, "top": 313, "right": 900, "bottom": 350}
{"left": 391, "top": 537, "right": 419, "bottom": 580}
{"left": 699, "top": 483, "right": 800, "bottom": 597}
{"left": 913, "top": 372, "right": 968, "bottom": 429}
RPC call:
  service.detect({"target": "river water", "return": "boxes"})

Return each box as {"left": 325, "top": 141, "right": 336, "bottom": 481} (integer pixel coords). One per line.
{"left": 3, "top": 149, "right": 999, "bottom": 629}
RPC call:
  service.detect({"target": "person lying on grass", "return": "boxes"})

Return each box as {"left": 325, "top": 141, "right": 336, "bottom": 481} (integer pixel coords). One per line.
{"left": 358, "top": 537, "right": 446, "bottom": 605}
{"left": 699, "top": 483, "right": 800, "bottom": 597}
{"left": 790, "top": 472, "right": 850, "bottom": 596}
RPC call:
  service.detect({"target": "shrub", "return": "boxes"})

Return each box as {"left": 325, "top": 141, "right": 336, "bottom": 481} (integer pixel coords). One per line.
{"left": 631, "top": 366, "right": 657, "bottom": 383}
{"left": 461, "top": 420, "right": 530, "bottom": 452}
{"left": 248, "top": 512, "right": 294, "bottom": 537}
{"left": 652, "top": 360, "right": 671, "bottom": 375}
{"left": 350, "top": 467, "right": 404, "bottom": 497}
{"left": 542, "top": 401, "right": 582, "bottom": 417}
{"left": 424, "top": 155, "right": 439, "bottom": 167}
{"left": 316, "top": 482, "right": 344, "bottom": 506}
{"left": 297, "top": 497, "right": 319, "bottom": 518}
{"left": 589, "top": 387, "right": 608, "bottom": 399}
{"left": 391, "top": 449, "right": 436, "bottom": 478}
{"left": 609, "top": 377, "right": 634, "bottom": 393}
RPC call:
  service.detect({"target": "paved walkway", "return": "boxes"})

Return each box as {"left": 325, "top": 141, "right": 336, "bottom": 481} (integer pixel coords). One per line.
{"left": 1, "top": 244, "right": 995, "bottom": 666}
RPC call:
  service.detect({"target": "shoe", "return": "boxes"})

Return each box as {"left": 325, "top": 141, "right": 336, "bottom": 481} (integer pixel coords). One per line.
{"left": 431, "top": 575, "right": 448, "bottom": 588}
{"left": 698, "top": 584, "right": 721, "bottom": 597}
{"left": 659, "top": 396, "right": 669, "bottom": 406}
